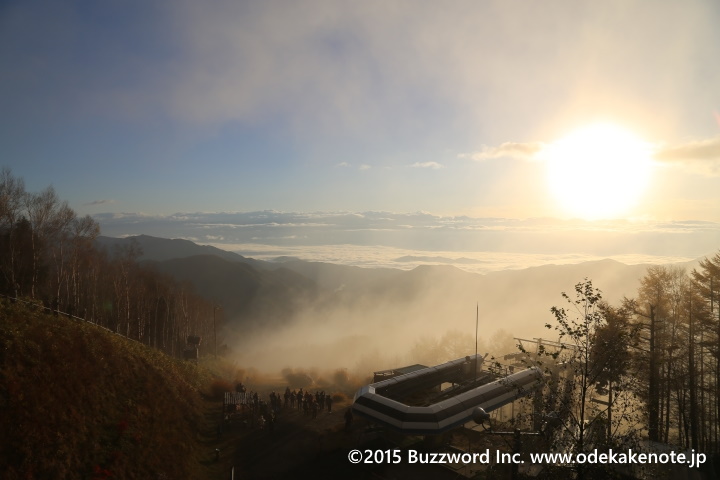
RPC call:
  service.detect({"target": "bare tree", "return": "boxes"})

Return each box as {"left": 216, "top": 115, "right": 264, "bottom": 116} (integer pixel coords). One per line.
{"left": 0, "top": 168, "right": 27, "bottom": 297}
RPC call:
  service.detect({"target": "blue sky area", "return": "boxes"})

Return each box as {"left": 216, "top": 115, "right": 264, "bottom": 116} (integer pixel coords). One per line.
{"left": 2, "top": 1, "right": 720, "bottom": 265}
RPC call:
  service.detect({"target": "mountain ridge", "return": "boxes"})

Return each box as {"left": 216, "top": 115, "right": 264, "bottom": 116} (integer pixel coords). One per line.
{"left": 96, "top": 234, "right": 707, "bottom": 342}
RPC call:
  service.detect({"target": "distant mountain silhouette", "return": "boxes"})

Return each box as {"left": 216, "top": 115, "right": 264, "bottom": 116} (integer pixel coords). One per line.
{"left": 96, "top": 234, "right": 270, "bottom": 269}
{"left": 96, "top": 235, "right": 695, "bottom": 340}
{"left": 144, "top": 254, "right": 318, "bottom": 329}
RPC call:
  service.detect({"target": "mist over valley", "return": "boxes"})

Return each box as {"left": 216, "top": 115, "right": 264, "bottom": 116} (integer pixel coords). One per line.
{"left": 5, "top": 1, "right": 720, "bottom": 475}
{"left": 98, "top": 234, "right": 687, "bottom": 376}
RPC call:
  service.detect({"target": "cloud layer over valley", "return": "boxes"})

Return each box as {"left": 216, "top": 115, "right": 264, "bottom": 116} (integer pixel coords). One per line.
{"left": 96, "top": 211, "right": 717, "bottom": 274}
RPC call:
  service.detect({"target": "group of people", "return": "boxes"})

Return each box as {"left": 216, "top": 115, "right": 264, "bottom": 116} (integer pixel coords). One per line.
{"left": 284, "top": 387, "right": 334, "bottom": 418}
{"left": 225, "top": 386, "right": 278, "bottom": 431}
{"left": 226, "top": 383, "right": 340, "bottom": 432}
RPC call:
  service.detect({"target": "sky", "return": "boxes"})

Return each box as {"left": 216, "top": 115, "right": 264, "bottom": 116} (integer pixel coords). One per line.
{"left": 2, "top": 0, "right": 720, "bottom": 268}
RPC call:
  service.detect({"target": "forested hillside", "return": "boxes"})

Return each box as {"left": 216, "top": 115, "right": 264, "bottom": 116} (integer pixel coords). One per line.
{"left": 629, "top": 259, "right": 720, "bottom": 450}
{"left": 0, "top": 168, "right": 217, "bottom": 357}
{"left": 519, "top": 256, "right": 720, "bottom": 479}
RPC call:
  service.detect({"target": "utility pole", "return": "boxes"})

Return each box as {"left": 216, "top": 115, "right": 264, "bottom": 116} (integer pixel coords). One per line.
{"left": 213, "top": 305, "right": 219, "bottom": 358}
{"left": 475, "top": 302, "right": 479, "bottom": 381}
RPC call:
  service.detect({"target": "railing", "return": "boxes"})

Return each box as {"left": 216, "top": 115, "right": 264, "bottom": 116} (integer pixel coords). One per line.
{"left": 0, "top": 293, "right": 140, "bottom": 342}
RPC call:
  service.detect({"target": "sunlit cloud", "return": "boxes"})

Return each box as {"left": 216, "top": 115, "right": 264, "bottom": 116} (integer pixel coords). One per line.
{"left": 654, "top": 137, "right": 720, "bottom": 175}
{"left": 655, "top": 137, "right": 720, "bottom": 161}
{"left": 459, "top": 142, "right": 545, "bottom": 161}
{"left": 409, "top": 161, "right": 444, "bottom": 169}
{"left": 335, "top": 162, "right": 351, "bottom": 168}
{"left": 358, "top": 164, "right": 371, "bottom": 171}
{"left": 459, "top": 133, "right": 720, "bottom": 181}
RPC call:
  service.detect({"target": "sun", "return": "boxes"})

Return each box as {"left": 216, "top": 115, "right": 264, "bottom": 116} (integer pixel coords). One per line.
{"left": 542, "top": 123, "right": 653, "bottom": 220}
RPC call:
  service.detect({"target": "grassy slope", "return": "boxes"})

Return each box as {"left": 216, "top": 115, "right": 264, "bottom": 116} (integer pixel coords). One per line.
{"left": 0, "top": 299, "right": 222, "bottom": 480}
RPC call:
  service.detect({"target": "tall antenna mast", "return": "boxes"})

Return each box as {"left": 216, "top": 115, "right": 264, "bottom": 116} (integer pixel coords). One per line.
{"left": 475, "top": 302, "right": 479, "bottom": 380}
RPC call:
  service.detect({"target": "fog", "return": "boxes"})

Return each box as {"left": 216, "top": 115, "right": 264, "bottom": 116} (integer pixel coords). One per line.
{"left": 221, "top": 258, "right": 655, "bottom": 380}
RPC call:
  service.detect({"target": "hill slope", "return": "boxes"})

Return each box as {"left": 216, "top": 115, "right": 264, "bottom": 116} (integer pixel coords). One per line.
{"left": 96, "top": 234, "right": 269, "bottom": 269}
{"left": 0, "top": 299, "right": 215, "bottom": 480}
{"left": 145, "top": 255, "right": 319, "bottom": 327}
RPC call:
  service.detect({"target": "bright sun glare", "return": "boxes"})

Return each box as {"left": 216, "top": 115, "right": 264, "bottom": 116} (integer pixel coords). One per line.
{"left": 543, "top": 123, "right": 653, "bottom": 220}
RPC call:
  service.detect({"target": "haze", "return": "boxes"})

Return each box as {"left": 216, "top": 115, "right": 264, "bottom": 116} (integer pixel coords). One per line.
{"left": 2, "top": 1, "right": 720, "bottom": 374}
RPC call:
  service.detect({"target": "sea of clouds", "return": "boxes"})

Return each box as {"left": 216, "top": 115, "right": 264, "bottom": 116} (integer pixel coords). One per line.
{"left": 95, "top": 211, "right": 718, "bottom": 273}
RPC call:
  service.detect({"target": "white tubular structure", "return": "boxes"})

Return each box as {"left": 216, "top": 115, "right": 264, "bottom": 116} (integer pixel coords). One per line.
{"left": 352, "top": 355, "right": 543, "bottom": 434}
